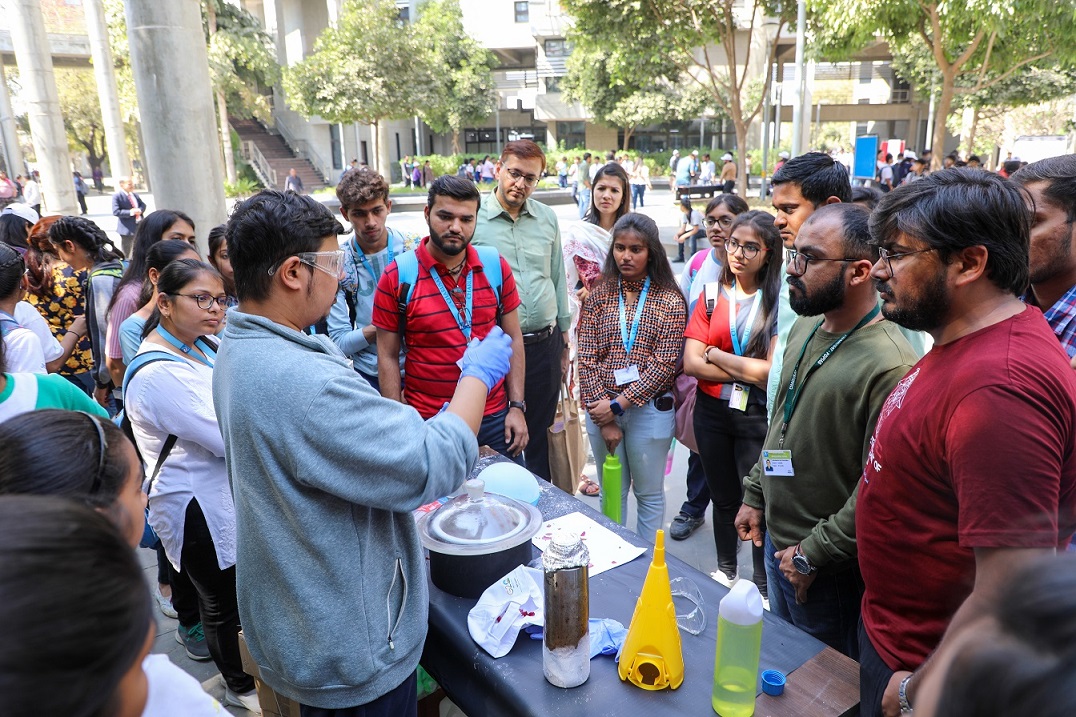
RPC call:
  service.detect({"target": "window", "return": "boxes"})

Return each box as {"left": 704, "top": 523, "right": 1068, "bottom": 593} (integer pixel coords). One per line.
{"left": 515, "top": 1, "right": 529, "bottom": 22}
{"left": 545, "top": 76, "right": 562, "bottom": 93}
{"left": 544, "top": 39, "right": 569, "bottom": 57}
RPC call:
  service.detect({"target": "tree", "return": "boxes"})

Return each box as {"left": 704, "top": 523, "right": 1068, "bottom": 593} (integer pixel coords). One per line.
{"left": 809, "top": 0, "right": 1076, "bottom": 168}
{"left": 284, "top": 0, "right": 433, "bottom": 177}
{"left": 204, "top": 0, "right": 280, "bottom": 183}
{"left": 412, "top": 0, "right": 497, "bottom": 155}
{"left": 561, "top": 0, "right": 787, "bottom": 195}
{"left": 54, "top": 69, "right": 108, "bottom": 175}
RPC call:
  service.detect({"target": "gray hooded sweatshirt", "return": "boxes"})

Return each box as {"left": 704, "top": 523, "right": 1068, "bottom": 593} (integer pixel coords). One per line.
{"left": 213, "top": 309, "right": 477, "bottom": 708}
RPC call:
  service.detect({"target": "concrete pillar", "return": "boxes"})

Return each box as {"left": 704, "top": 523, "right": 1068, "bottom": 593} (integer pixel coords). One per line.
{"left": 82, "top": 0, "right": 131, "bottom": 182}
{"left": 5, "top": 0, "right": 79, "bottom": 214}
{"left": 125, "top": 0, "right": 226, "bottom": 255}
{"left": 0, "top": 62, "right": 26, "bottom": 176}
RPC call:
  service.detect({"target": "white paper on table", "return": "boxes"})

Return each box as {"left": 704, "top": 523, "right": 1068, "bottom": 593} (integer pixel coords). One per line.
{"left": 531, "top": 512, "right": 646, "bottom": 576}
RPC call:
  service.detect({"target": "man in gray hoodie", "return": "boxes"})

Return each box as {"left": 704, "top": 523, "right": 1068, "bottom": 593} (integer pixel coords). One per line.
{"left": 213, "top": 190, "right": 513, "bottom": 714}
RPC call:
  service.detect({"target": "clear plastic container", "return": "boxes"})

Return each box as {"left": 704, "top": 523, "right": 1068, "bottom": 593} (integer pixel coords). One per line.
{"left": 711, "top": 580, "right": 763, "bottom": 716}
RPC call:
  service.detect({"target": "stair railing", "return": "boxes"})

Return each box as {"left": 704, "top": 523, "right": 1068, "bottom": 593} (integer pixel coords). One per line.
{"left": 241, "top": 140, "right": 279, "bottom": 189}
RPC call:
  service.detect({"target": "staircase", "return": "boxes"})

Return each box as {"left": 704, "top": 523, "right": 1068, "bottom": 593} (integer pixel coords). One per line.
{"left": 231, "top": 118, "right": 327, "bottom": 192}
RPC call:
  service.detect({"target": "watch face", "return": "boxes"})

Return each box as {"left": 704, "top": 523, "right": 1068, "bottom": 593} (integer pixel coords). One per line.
{"left": 793, "top": 554, "right": 813, "bottom": 575}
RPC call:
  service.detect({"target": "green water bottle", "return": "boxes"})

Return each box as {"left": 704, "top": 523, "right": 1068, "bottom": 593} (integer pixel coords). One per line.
{"left": 600, "top": 454, "right": 622, "bottom": 524}
{"left": 712, "top": 579, "right": 764, "bottom": 716}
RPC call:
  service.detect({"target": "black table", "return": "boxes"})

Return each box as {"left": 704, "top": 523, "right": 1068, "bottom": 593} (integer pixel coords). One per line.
{"left": 422, "top": 480, "right": 859, "bottom": 717}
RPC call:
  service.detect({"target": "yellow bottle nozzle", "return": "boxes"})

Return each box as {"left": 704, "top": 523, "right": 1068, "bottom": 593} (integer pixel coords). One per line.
{"left": 617, "top": 529, "right": 684, "bottom": 691}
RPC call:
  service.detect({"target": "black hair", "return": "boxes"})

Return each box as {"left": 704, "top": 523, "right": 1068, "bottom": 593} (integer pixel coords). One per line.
{"left": 719, "top": 210, "right": 783, "bottom": 359}
{"left": 705, "top": 194, "right": 750, "bottom": 217}
{"left": 968, "top": 154, "right": 982, "bottom": 163}
{"left": 0, "top": 242, "right": 24, "bottom": 300}
{"left": 1003, "top": 160, "right": 1022, "bottom": 175}
{"left": 806, "top": 203, "right": 875, "bottom": 260}
{"left": 584, "top": 163, "right": 631, "bottom": 226}
{"left": 771, "top": 152, "right": 852, "bottom": 205}
{"left": 47, "top": 216, "right": 123, "bottom": 265}
{"left": 0, "top": 213, "right": 30, "bottom": 251}
{"left": 600, "top": 214, "right": 684, "bottom": 300}
{"left": 1012, "top": 155, "right": 1076, "bottom": 223}
{"left": 869, "top": 168, "right": 1030, "bottom": 295}
{"left": 933, "top": 554, "right": 1076, "bottom": 717}
{"left": 0, "top": 495, "right": 152, "bottom": 717}
{"left": 136, "top": 239, "right": 199, "bottom": 307}
{"left": 225, "top": 190, "right": 343, "bottom": 302}
{"left": 142, "top": 258, "right": 223, "bottom": 339}
{"left": 109, "top": 210, "right": 195, "bottom": 314}
{"left": 0, "top": 410, "right": 137, "bottom": 532}
{"left": 0, "top": 316, "right": 5, "bottom": 372}
{"left": 207, "top": 223, "right": 235, "bottom": 298}
{"left": 680, "top": 196, "right": 694, "bottom": 212}
{"left": 851, "top": 185, "right": 884, "bottom": 210}
{"left": 427, "top": 175, "right": 481, "bottom": 212}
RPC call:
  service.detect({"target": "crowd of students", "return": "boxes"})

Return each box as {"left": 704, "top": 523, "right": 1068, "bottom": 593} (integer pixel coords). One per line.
{"left": 1, "top": 143, "right": 1075, "bottom": 716}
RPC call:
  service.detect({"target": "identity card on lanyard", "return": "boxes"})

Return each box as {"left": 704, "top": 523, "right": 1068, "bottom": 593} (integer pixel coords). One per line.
{"left": 727, "top": 282, "right": 760, "bottom": 412}
{"left": 614, "top": 276, "right": 649, "bottom": 386}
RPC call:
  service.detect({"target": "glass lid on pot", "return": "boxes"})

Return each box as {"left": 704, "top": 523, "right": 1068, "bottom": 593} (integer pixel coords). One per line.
{"left": 419, "top": 479, "right": 543, "bottom": 555}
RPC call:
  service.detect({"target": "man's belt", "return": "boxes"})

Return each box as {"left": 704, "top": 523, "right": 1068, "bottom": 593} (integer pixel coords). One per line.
{"left": 522, "top": 325, "right": 555, "bottom": 345}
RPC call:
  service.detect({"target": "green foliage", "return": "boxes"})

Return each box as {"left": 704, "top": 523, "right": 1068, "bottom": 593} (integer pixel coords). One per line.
{"left": 283, "top": 0, "right": 433, "bottom": 127}
{"left": 224, "top": 176, "right": 261, "bottom": 198}
{"left": 411, "top": 0, "right": 497, "bottom": 152}
{"left": 54, "top": 69, "right": 108, "bottom": 169}
{"left": 204, "top": 0, "right": 280, "bottom": 122}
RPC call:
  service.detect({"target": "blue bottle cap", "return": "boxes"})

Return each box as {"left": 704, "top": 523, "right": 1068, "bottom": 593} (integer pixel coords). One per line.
{"left": 761, "top": 669, "right": 786, "bottom": 696}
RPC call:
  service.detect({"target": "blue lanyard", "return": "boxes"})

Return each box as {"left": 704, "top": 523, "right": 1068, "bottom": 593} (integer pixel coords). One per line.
{"left": 155, "top": 326, "right": 215, "bottom": 368}
{"left": 727, "top": 282, "right": 762, "bottom": 356}
{"left": 618, "top": 276, "right": 650, "bottom": 357}
{"left": 429, "top": 264, "right": 474, "bottom": 341}
{"left": 352, "top": 234, "right": 395, "bottom": 283}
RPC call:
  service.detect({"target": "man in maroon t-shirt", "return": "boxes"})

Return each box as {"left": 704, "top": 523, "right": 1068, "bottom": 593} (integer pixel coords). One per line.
{"left": 374, "top": 176, "right": 528, "bottom": 463}
{"left": 857, "top": 169, "right": 1076, "bottom": 717}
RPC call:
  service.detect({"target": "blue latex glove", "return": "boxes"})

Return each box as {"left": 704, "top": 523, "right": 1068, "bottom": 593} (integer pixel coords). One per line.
{"left": 524, "top": 618, "right": 627, "bottom": 658}
{"left": 460, "top": 325, "right": 513, "bottom": 391}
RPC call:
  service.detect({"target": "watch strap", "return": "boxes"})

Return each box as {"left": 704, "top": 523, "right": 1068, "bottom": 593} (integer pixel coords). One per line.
{"left": 898, "top": 674, "right": 913, "bottom": 713}
{"left": 508, "top": 400, "right": 526, "bottom": 413}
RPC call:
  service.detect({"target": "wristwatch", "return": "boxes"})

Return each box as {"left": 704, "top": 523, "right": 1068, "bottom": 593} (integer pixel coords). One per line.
{"left": 609, "top": 398, "right": 625, "bottom": 416}
{"left": 508, "top": 400, "right": 526, "bottom": 413}
{"left": 898, "top": 674, "right": 914, "bottom": 713}
{"left": 792, "top": 545, "right": 816, "bottom": 575}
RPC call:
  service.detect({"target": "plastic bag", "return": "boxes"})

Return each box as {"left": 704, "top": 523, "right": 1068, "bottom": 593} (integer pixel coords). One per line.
{"left": 466, "top": 565, "right": 544, "bottom": 658}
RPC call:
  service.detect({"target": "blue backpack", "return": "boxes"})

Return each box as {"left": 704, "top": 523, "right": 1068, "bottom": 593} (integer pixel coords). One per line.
{"left": 392, "top": 245, "right": 503, "bottom": 333}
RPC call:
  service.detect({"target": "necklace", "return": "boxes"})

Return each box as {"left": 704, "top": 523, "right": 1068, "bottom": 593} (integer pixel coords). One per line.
{"left": 445, "top": 257, "right": 466, "bottom": 277}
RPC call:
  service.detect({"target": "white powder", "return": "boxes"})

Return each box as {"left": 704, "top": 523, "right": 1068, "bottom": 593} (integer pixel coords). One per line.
{"left": 543, "top": 634, "right": 590, "bottom": 688}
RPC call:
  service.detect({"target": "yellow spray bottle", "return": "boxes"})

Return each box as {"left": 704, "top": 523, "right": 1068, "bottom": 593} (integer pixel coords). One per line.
{"left": 617, "top": 530, "right": 684, "bottom": 690}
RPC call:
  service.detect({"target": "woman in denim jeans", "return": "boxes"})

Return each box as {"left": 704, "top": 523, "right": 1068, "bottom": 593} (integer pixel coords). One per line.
{"left": 577, "top": 214, "right": 686, "bottom": 543}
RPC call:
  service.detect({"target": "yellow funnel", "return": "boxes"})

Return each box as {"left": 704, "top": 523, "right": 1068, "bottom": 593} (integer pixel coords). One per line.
{"left": 617, "top": 530, "right": 684, "bottom": 690}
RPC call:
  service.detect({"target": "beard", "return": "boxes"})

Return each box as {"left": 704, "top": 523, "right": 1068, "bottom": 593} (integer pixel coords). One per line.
{"left": 429, "top": 227, "right": 470, "bottom": 257}
{"left": 874, "top": 267, "right": 950, "bottom": 331}
{"left": 788, "top": 270, "right": 846, "bottom": 317}
{"left": 1029, "top": 226, "right": 1073, "bottom": 285}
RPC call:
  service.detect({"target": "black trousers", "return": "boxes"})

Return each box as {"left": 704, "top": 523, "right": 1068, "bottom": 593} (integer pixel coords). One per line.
{"left": 858, "top": 619, "right": 894, "bottom": 717}
{"left": 521, "top": 329, "right": 564, "bottom": 482}
{"left": 693, "top": 389, "right": 768, "bottom": 595}
{"left": 300, "top": 672, "right": 417, "bottom": 717}
{"left": 156, "top": 542, "right": 200, "bottom": 628}
{"left": 678, "top": 450, "right": 711, "bottom": 519}
{"left": 180, "top": 499, "right": 254, "bottom": 693}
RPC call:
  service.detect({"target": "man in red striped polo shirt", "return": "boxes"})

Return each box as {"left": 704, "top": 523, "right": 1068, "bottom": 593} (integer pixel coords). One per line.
{"left": 374, "top": 176, "right": 528, "bottom": 462}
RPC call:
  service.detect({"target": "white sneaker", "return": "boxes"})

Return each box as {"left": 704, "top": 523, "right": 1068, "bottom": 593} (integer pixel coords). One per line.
{"left": 224, "top": 685, "right": 262, "bottom": 714}
{"left": 153, "top": 586, "right": 178, "bottom": 619}
{"left": 762, "top": 596, "right": 771, "bottom": 612}
{"left": 709, "top": 570, "right": 736, "bottom": 588}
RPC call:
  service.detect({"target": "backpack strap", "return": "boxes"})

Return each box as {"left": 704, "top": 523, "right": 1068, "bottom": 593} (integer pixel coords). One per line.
{"left": 393, "top": 249, "right": 420, "bottom": 335}
{"left": 0, "top": 310, "right": 20, "bottom": 337}
{"left": 474, "top": 245, "right": 503, "bottom": 317}
{"left": 704, "top": 282, "right": 721, "bottom": 319}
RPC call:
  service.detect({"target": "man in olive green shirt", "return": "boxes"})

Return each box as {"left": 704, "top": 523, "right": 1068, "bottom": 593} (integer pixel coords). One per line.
{"left": 735, "top": 205, "right": 917, "bottom": 658}
{"left": 473, "top": 139, "right": 571, "bottom": 482}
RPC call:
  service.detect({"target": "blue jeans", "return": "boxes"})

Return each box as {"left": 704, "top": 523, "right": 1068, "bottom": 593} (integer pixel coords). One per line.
{"left": 477, "top": 408, "right": 526, "bottom": 466}
{"left": 678, "top": 450, "right": 710, "bottom": 519}
{"left": 559, "top": 174, "right": 568, "bottom": 188}
{"left": 585, "top": 398, "right": 674, "bottom": 544}
{"left": 764, "top": 533, "right": 863, "bottom": 659}
{"left": 631, "top": 184, "right": 646, "bottom": 209}
{"left": 577, "top": 188, "right": 591, "bottom": 219}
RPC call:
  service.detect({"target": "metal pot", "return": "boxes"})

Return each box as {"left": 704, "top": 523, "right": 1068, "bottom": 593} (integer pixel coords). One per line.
{"left": 418, "top": 478, "right": 543, "bottom": 599}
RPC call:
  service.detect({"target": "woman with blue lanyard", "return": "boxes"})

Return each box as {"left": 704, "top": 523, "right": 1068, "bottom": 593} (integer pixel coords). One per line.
{"left": 683, "top": 210, "right": 782, "bottom": 597}
{"left": 124, "top": 259, "right": 260, "bottom": 713}
{"left": 577, "top": 214, "right": 686, "bottom": 544}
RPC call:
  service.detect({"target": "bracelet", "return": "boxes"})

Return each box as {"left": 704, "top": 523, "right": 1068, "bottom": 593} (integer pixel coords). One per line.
{"left": 703, "top": 346, "right": 712, "bottom": 364}
{"left": 898, "top": 673, "right": 914, "bottom": 713}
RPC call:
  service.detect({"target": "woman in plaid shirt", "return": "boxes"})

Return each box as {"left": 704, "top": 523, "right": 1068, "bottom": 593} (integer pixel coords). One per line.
{"left": 577, "top": 214, "right": 687, "bottom": 543}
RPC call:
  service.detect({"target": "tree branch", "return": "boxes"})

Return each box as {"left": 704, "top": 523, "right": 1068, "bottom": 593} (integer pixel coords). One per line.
{"left": 956, "top": 51, "right": 1054, "bottom": 95}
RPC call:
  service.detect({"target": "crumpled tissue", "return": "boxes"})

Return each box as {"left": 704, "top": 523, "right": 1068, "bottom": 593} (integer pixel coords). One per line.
{"left": 467, "top": 565, "right": 544, "bottom": 658}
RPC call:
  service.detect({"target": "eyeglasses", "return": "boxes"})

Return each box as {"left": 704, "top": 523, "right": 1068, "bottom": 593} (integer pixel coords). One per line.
{"left": 504, "top": 168, "right": 540, "bottom": 187}
{"left": 786, "top": 248, "right": 859, "bottom": 274}
{"left": 724, "top": 238, "right": 766, "bottom": 260}
{"left": 173, "top": 293, "right": 231, "bottom": 310}
{"left": 704, "top": 215, "right": 734, "bottom": 229}
{"left": 268, "top": 250, "right": 346, "bottom": 279}
{"left": 876, "top": 246, "right": 936, "bottom": 276}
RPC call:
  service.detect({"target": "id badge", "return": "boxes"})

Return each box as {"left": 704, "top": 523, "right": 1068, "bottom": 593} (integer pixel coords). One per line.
{"left": 729, "top": 382, "right": 749, "bottom": 411}
{"left": 762, "top": 449, "right": 795, "bottom": 477}
{"left": 614, "top": 364, "right": 641, "bottom": 386}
